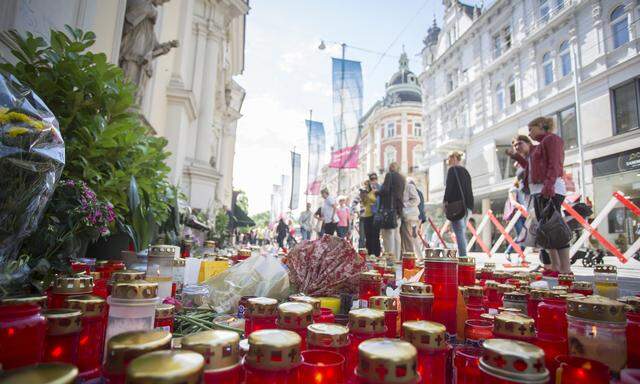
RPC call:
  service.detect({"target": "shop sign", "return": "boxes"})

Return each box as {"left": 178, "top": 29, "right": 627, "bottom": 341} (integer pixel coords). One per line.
{"left": 592, "top": 148, "right": 640, "bottom": 177}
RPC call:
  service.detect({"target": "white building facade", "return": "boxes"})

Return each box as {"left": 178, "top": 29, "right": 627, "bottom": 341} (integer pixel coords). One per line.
{"left": 420, "top": 0, "right": 640, "bottom": 248}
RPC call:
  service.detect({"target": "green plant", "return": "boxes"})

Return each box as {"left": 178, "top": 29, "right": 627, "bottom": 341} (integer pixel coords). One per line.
{"left": 251, "top": 211, "right": 271, "bottom": 228}
{"left": 0, "top": 26, "right": 171, "bottom": 224}
{"left": 121, "top": 176, "right": 157, "bottom": 252}
{"left": 212, "top": 211, "right": 230, "bottom": 245}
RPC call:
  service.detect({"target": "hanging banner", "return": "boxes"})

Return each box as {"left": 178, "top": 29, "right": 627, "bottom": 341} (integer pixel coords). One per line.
{"left": 329, "top": 145, "right": 360, "bottom": 169}
{"left": 290, "top": 152, "right": 301, "bottom": 210}
{"left": 306, "top": 119, "right": 325, "bottom": 195}
{"left": 332, "top": 58, "right": 363, "bottom": 151}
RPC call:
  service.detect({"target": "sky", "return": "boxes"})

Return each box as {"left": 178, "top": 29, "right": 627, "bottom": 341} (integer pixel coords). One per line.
{"left": 234, "top": 0, "right": 458, "bottom": 215}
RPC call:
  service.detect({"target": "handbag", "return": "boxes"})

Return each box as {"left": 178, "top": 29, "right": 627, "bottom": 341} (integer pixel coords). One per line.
{"left": 374, "top": 174, "right": 398, "bottom": 229}
{"left": 520, "top": 198, "right": 538, "bottom": 248}
{"left": 445, "top": 167, "right": 467, "bottom": 221}
{"left": 536, "top": 198, "right": 572, "bottom": 249}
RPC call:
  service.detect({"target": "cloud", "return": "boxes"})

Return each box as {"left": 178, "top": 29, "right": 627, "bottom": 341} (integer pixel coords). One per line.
{"left": 302, "top": 80, "right": 331, "bottom": 96}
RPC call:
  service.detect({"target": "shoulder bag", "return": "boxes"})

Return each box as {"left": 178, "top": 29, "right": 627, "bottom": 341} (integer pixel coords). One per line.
{"left": 445, "top": 167, "right": 468, "bottom": 221}
{"left": 373, "top": 175, "right": 398, "bottom": 229}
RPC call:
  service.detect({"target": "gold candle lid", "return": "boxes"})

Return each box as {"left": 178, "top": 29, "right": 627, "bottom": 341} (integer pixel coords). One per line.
{"left": 173, "top": 258, "right": 186, "bottom": 267}
{"left": 618, "top": 296, "right": 640, "bottom": 312}
{"left": 246, "top": 329, "right": 301, "bottom": 371}
{"left": 0, "top": 294, "right": 48, "bottom": 308}
{"left": 64, "top": 295, "right": 106, "bottom": 318}
{"left": 289, "top": 294, "right": 321, "bottom": 316}
{"left": 126, "top": 350, "right": 204, "bottom": 384}
{"left": 181, "top": 330, "right": 240, "bottom": 372}
{"left": 384, "top": 266, "right": 396, "bottom": 274}
{"left": 51, "top": 275, "right": 94, "bottom": 295}
{"left": 458, "top": 256, "right": 475, "bottom": 266}
{"left": 400, "top": 282, "right": 433, "bottom": 297}
{"left": 528, "top": 289, "right": 549, "bottom": 299}
{"left": 424, "top": 248, "right": 458, "bottom": 262}
{"left": 480, "top": 339, "right": 548, "bottom": 383}
{"left": 238, "top": 249, "right": 252, "bottom": 257}
{"left": 204, "top": 240, "right": 217, "bottom": 248}
{"left": 567, "top": 295, "right": 628, "bottom": 323}
{"left": 383, "top": 273, "right": 396, "bottom": 282}
{"left": 369, "top": 296, "right": 398, "bottom": 311}
{"left": 105, "top": 330, "right": 172, "bottom": 374}
{"left": 499, "top": 307, "right": 522, "bottom": 313}
{"left": 89, "top": 271, "right": 102, "bottom": 280}
{"left": 43, "top": 309, "right": 82, "bottom": 335}
{"left": 361, "top": 270, "right": 382, "bottom": 281}
{"left": 570, "top": 281, "right": 593, "bottom": 291}
{"left": 519, "top": 285, "right": 532, "bottom": 294}
{"left": 402, "top": 252, "right": 416, "bottom": 259}
{"left": 497, "top": 284, "right": 516, "bottom": 294}
{"left": 111, "top": 280, "right": 158, "bottom": 300}
{"left": 348, "top": 308, "right": 386, "bottom": 334}
{"left": 485, "top": 280, "right": 499, "bottom": 289}
{"left": 111, "top": 270, "right": 145, "bottom": 283}
{"left": 594, "top": 264, "right": 617, "bottom": 274}
{"left": 277, "top": 302, "right": 313, "bottom": 330}
{"left": 493, "top": 313, "right": 536, "bottom": 339}
{"left": 307, "top": 323, "right": 350, "bottom": 348}
{"left": 246, "top": 297, "right": 278, "bottom": 318}
{"left": 484, "top": 262, "right": 496, "bottom": 269}
{"left": 481, "top": 313, "right": 496, "bottom": 321}
{"left": 357, "top": 338, "right": 418, "bottom": 384}
{"left": 401, "top": 321, "right": 447, "bottom": 351}
{"left": 155, "top": 303, "right": 175, "bottom": 319}
{"left": 557, "top": 274, "right": 575, "bottom": 282}
{"left": 0, "top": 363, "right": 78, "bottom": 384}
{"left": 465, "top": 285, "right": 484, "bottom": 298}
{"left": 148, "top": 245, "right": 180, "bottom": 258}
{"left": 503, "top": 292, "right": 527, "bottom": 303}
{"left": 493, "top": 271, "right": 512, "bottom": 280}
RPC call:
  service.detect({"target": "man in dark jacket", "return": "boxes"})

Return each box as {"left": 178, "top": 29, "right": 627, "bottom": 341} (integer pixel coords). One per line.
{"left": 443, "top": 151, "right": 473, "bottom": 256}
{"left": 377, "top": 162, "right": 405, "bottom": 260}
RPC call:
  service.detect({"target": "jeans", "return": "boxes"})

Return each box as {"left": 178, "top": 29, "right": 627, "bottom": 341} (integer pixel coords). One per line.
{"left": 300, "top": 228, "right": 311, "bottom": 241}
{"left": 505, "top": 216, "right": 526, "bottom": 254}
{"left": 337, "top": 226, "right": 348, "bottom": 238}
{"left": 450, "top": 209, "right": 471, "bottom": 256}
{"left": 322, "top": 222, "right": 337, "bottom": 236}
{"left": 362, "top": 216, "right": 381, "bottom": 256}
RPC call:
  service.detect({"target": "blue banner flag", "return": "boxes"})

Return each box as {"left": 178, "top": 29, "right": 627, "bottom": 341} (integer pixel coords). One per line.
{"left": 332, "top": 58, "right": 363, "bottom": 151}
{"left": 305, "top": 120, "right": 325, "bottom": 195}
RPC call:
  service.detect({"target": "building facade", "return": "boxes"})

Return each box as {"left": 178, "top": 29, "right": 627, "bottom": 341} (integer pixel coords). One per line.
{"left": 420, "top": 0, "right": 640, "bottom": 248}
{"left": 0, "top": 0, "right": 248, "bottom": 214}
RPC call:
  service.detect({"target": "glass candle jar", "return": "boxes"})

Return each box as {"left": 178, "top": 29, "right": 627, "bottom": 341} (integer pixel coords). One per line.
{"left": 245, "top": 297, "right": 278, "bottom": 336}
{"left": 278, "top": 302, "right": 314, "bottom": 349}
{"left": 402, "top": 320, "right": 449, "bottom": 384}
{"left": 0, "top": 303, "right": 46, "bottom": 370}
{"left": 103, "top": 329, "right": 172, "bottom": 384}
{"left": 146, "top": 245, "right": 177, "bottom": 299}
{"left": 555, "top": 355, "right": 610, "bottom": 384}
{"left": 290, "top": 294, "right": 322, "bottom": 322}
{"left": 464, "top": 286, "right": 486, "bottom": 320}
{"left": 479, "top": 339, "right": 549, "bottom": 384}
{"left": 0, "top": 294, "right": 48, "bottom": 309}
{"left": 594, "top": 264, "right": 619, "bottom": 299}
{"left": 496, "top": 284, "right": 516, "bottom": 305}
{"left": 91, "top": 271, "right": 109, "bottom": 299}
{"left": 126, "top": 350, "right": 204, "bottom": 383}
{"left": 368, "top": 296, "right": 398, "bottom": 338}
{"left": 458, "top": 257, "right": 476, "bottom": 287}
{"left": 493, "top": 312, "right": 536, "bottom": 343}
{"left": 463, "top": 318, "right": 493, "bottom": 347}
{"left": 306, "top": 323, "right": 351, "bottom": 373}
{"left": 48, "top": 275, "right": 94, "bottom": 309}
{"left": 484, "top": 281, "right": 502, "bottom": 312}
{"left": 620, "top": 296, "right": 640, "bottom": 368}
{"left": 399, "top": 282, "right": 434, "bottom": 325}
{"left": 317, "top": 308, "right": 335, "bottom": 323}
{"left": 347, "top": 308, "right": 386, "bottom": 380}
{"left": 567, "top": 295, "right": 628, "bottom": 372}
{"left": 105, "top": 280, "right": 159, "bottom": 347}
{"left": 557, "top": 274, "right": 574, "bottom": 288}
{"left": 383, "top": 273, "right": 396, "bottom": 291}
{"left": 458, "top": 287, "right": 469, "bottom": 342}
{"left": 402, "top": 252, "right": 417, "bottom": 270}
{"left": 537, "top": 294, "right": 569, "bottom": 338}
{"left": 570, "top": 281, "right": 593, "bottom": 296}
{"left": 534, "top": 333, "right": 567, "bottom": 376}
{"left": 182, "top": 284, "right": 210, "bottom": 308}
{"left": 480, "top": 267, "right": 494, "bottom": 282}
{"left": 0, "top": 363, "right": 79, "bottom": 384}
{"left": 109, "top": 270, "right": 145, "bottom": 296}
{"left": 181, "top": 330, "right": 242, "bottom": 384}
{"left": 355, "top": 338, "right": 419, "bottom": 383}
{"left": 358, "top": 271, "right": 382, "bottom": 302}
{"left": 43, "top": 309, "right": 82, "bottom": 364}
{"left": 526, "top": 289, "right": 547, "bottom": 323}
{"left": 492, "top": 271, "right": 510, "bottom": 284}
{"left": 244, "top": 329, "right": 302, "bottom": 384}
{"left": 154, "top": 303, "right": 175, "bottom": 332}
{"left": 502, "top": 292, "right": 528, "bottom": 315}
{"left": 424, "top": 248, "right": 458, "bottom": 335}
{"left": 454, "top": 345, "right": 483, "bottom": 384}
{"left": 64, "top": 295, "right": 107, "bottom": 380}
{"left": 181, "top": 238, "right": 194, "bottom": 258}
{"left": 300, "top": 350, "right": 345, "bottom": 384}
{"left": 172, "top": 257, "right": 186, "bottom": 296}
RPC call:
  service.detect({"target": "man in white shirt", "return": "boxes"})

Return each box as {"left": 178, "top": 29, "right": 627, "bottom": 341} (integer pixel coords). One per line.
{"left": 317, "top": 187, "right": 338, "bottom": 236}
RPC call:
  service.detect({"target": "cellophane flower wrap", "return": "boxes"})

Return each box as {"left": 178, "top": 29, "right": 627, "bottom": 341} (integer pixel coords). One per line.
{"left": 0, "top": 72, "right": 65, "bottom": 260}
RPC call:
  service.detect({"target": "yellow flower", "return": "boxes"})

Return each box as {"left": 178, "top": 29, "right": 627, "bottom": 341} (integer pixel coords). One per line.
{"left": 6, "top": 126, "right": 29, "bottom": 137}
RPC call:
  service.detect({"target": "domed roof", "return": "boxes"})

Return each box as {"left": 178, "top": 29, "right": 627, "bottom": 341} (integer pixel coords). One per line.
{"left": 388, "top": 52, "right": 419, "bottom": 87}
{"left": 383, "top": 51, "right": 421, "bottom": 106}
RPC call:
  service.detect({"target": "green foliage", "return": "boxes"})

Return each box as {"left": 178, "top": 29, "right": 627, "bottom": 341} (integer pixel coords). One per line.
{"left": 235, "top": 190, "right": 249, "bottom": 213}
{"left": 251, "top": 211, "right": 271, "bottom": 228}
{"left": 212, "top": 211, "right": 230, "bottom": 245}
{"left": 121, "top": 176, "right": 157, "bottom": 252}
{"left": 0, "top": 26, "right": 172, "bottom": 224}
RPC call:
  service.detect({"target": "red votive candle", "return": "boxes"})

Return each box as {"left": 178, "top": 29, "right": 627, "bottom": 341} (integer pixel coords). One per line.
{"left": 555, "top": 355, "right": 610, "bottom": 384}
{"left": 454, "top": 345, "right": 483, "bottom": 384}
{"left": 483, "top": 281, "right": 502, "bottom": 311}
{"left": 91, "top": 272, "right": 109, "bottom": 299}
{"left": 403, "top": 320, "right": 449, "bottom": 384}
{"left": 245, "top": 297, "right": 278, "bottom": 336}
{"left": 570, "top": 281, "right": 593, "bottom": 296}
{"left": 244, "top": 329, "right": 301, "bottom": 384}
{"left": 400, "top": 281, "right": 434, "bottom": 326}
{"left": 492, "top": 271, "right": 510, "bottom": 284}
{"left": 356, "top": 338, "right": 420, "bottom": 384}
{"left": 278, "top": 302, "right": 314, "bottom": 350}
{"left": 492, "top": 312, "right": 536, "bottom": 343}
{"left": 300, "top": 350, "right": 344, "bottom": 384}
{"left": 464, "top": 319, "right": 493, "bottom": 347}
{"left": 290, "top": 294, "right": 323, "bottom": 323}
{"left": 43, "top": 308, "right": 82, "bottom": 364}
{"left": 557, "top": 274, "right": 574, "bottom": 288}
{"left": 479, "top": 339, "right": 549, "bottom": 384}
{"left": 621, "top": 297, "right": 640, "bottom": 368}
{"left": 48, "top": 275, "right": 94, "bottom": 309}
{"left": 317, "top": 308, "right": 335, "bottom": 323}
{"left": 479, "top": 267, "right": 494, "bottom": 282}
{"left": 71, "top": 261, "right": 91, "bottom": 274}
{"left": 496, "top": 284, "right": 516, "bottom": 306}
{"left": 307, "top": 323, "right": 351, "bottom": 375}
{"left": 526, "top": 289, "right": 546, "bottom": 323}
{"left": 369, "top": 296, "right": 399, "bottom": 338}
{"left": 458, "top": 257, "right": 476, "bottom": 286}
{"left": 0, "top": 303, "right": 46, "bottom": 370}
{"left": 402, "top": 252, "right": 417, "bottom": 271}
{"left": 537, "top": 294, "right": 569, "bottom": 338}
{"left": 182, "top": 330, "right": 243, "bottom": 384}
{"left": 64, "top": 295, "right": 107, "bottom": 380}
{"left": 347, "top": 308, "right": 386, "bottom": 380}
{"left": 359, "top": 271, "right": 382, "bottom": 302}
{"left": 464, "top": 286, "right": 486, "bottom": 320}
{"left": 153, "top": 303, "right": 175, "bottom": 332}
{"left": 424, "top": 248, "right": 458, "bottom": 335}
{"left": 534, "top": 333, "right": 567, "bottom": 375}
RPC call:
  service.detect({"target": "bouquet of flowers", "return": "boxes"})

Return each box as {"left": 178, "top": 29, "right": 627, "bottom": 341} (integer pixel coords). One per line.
{"left": 0, "top": 72, "right": 65, "bottom": 261}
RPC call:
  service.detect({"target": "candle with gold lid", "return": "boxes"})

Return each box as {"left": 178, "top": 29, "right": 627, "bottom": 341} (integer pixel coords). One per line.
{"left": 42, "top": 309, "right": 82, "bottom": 365}
{"left": 424, "top": 248, "right": 458, "bottom": 335}
{"left": 619, "top": 296, "right": 640, "bottom": 368}
{"left": 493, "top": 312, "right": 535, "bottom": 343}
{"left": 289, "top": 294, "right": 322, "bottom": 319}
{"left": 402, "top": 252, "right": 417, "bottom": 271}
{"left": 277, "top": 302, "right": 314, "bottom": 348}
{"left": 464, "top": 285, "right": 486, "bottom": 321}
{"left": 111, "top": 270, "right": 145, "bottom": 283}
{"left": 146, "top": 245, "right": 177, "bottom": 299}
{"left": 126, "top": 350, "right": 204, "bottom": 384}
{"left": 105, "top": 280, "right": 159, "bottom": 346}
{"left": 244, "top": 329, "right": 302, "bottom": 383}
{"left": 1, "top": 294, "right": 48, "bottom": 308}
{"left": 458, "top": 256, "right": 476, "bottom": 286}
{"left": 0, "top": 303, "right": 47, "bottom": 370}
{"left": 154, "top": 303, "right": 175, "bottom": 332}
{"left": 492, "top": 271, "right": 511, "bottom": 284}
{"left": 399, "top": 282, "right": 434, "bottom": 324}
{"left": 566, "top": 295, "right": 628, "bottom": 372}
{"left": 402, "top": 321, "right": 448, "bottom": 384}
{"left": 484, "top": 281, "right": 502, "bottom": 311}
{"left": 180, "top": 330, "right": 241, "bottom": 384}
{"left": 557, "top": 274, "right": 574, "bottom": 288}
{"left": 594, "top": 264, "right": 618, "bottom": 299}
{"left": 369, "top": 296, "right": 399, "bottom": 338}
{"left": 49, "top": 275, "right": 94, "bottom": 309}
{"left": 64, "top": 294, "right": 107, "bottom": 379}
{"left": 359, "top": 270, "right": 383, "bottom": 302}
{"left": 307, "top": 323, "right": 351, "bottom": 376}
{"left": 570, "top": 281, "right": 593, "bottom": 296}
{"left": 356, "top": 338, "right": 419, "bottom": 384}
{"left": 0, "top": 363, "right": 78, "bottom": 384}
{"left": 245, "top": 297, "right": 278, "bottom": 336}
{"left": 479, "top": 339, "right": 549, "bottom": 384}
{"left": 502, "top": 292, "right": 528, "bottom": 314}
{"left": 348, "top": 308, "right": 386, "bottom": 381}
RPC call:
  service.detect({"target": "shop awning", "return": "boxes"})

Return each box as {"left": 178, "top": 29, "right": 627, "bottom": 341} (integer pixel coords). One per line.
{"left": 232, "top": 205, "right": 255, "bottom": 227}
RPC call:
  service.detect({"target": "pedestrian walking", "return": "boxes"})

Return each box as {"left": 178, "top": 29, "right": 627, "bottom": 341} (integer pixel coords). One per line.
{"left": 443, "top": 151, "right": 474, "bottom": 257}
{"left": 318, "top": 188, "right": 338, "bottom": 236}
{"left": 336, "top": 197, "right": 350, "bottom": 239}
{"left": 503, "top": 173, "right": 526, "bottom": 258}
{"left": 360, "top": 173, "right": 381, "bottom": 256}
{"left": 377, "top": 162, "right": 405, "bottom": 261}
{"left": 276, "top": 217, "right": 288, "bottom": 250}
{"left": 401, "top": 177, "right": 420, "bottom": 255}
{"left": 298, "top": 203, "right": 313, "bottom": 241}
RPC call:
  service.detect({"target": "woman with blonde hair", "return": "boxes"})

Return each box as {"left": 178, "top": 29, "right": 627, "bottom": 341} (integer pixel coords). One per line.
{"left": 443, "top": 151, "right": 474, "bottom": 256}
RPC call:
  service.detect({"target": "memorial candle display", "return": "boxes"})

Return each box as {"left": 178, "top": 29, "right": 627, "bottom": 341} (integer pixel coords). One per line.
{"left": 594, "top": 265, "right": 619, "bottom": 299}
{"left": 42, "top": 309, "right": 82, "bottom": 364}
{"left": 554, "top": 355, "right": 610, "bottom": 384}
{"left": 244, "top": 329, "right": 302, "bottom": 384}
{"left": 567, "top": 295, "right": 628, "bottom": 372}
{"left": 402, "top": 252, "right": 417, "bottom": 270}
{"left": 464, "top": 319, "right": 493, "bottom": 347}
{"left": 347, "top": 308, "right": 386, "bottom": 379}
{"left": 479, "top": 339, "right": 549, "bottom": 384}
{"left": 64, "top": 295, "right": 107, "bottom": 380}
{"left": 105, "top": 280, "right": 159, "bottom": 346}
{"left": 492, "top": 312, "right": 536, "bottom": 343}
{"left": 368, "top": 296, "right": 398, "bottom": 338}
{"left": 557, "top": 274, "right": 574, "bottom": 288}
{"left": 458, "top": 257, "right": 476, "bottom": 286}
{"left": 536, "top": 291, "right": 570, "bottom": 337}
{"left": 464, "top": 286, "right": 486, "bottom": 320}
{"left": 492, "top": 271, "right": 510, "bottom": 284}
{"left": 109, "top": 270, "right": 145, "bottom": 296}
{"left": 570, "top": 281, "right": 594, "bottom": 296}
{"left": 399, "top": 282, "right": 434, "bottom": 324}
{"left": 356, "top": 338, "right": 420, "bottom": 384}
{"left": 277, "top": 301, "right": 314, "bottom": 348}
{"left": 306, "top": 323, "right": 351, "bottom": 371}
{"left": 48, "top": 275, "right": 94, "bottom": 309}
{"left": 484, "top": 281, "right": 502, "bottom": 311}
{"left": 126, "top": 350, "right": 204, "bottom": 383}
{"left": 402, "top": 320, "right": 449, "bottom": 384}
{"left": 479, "top": 267, "right": 494, "bottom": 282}
{"left": 424, "top": 248, "right": 458, "bottom": 335}
{"left": 290, "top": 294, "right": 322, "bottom": 322}
{"left": 358, "top": 271, "right": 382, "bottom": 302}
{"left": 245, "top": 297, "right": 278, "bottom": 336}
{"left": 453, "top": 345, "right": 483, "bottom": 384}
{"left": 181, "top": 330, "right": 242, "bottom": 384}
{"left": 103, "top": 329, "right": 172, "bottom": 384}
{"left": 154, "top": 303, "right": 175, "bottom": 332}
{"left": 496, "top": 284, "right": 516, "bottom": 305}
{"left": 619, "top": 296, "right": 640, "bottom": 368}
{"left": 300, "top": 350, "right": 345, "bottom": 384}
{"left": 0, "top": 303, "right": 46, "bottom": 370}
{"left": 0, "top": 363, "right": 79, "bottom": 384}
{"left": 526, "top": 289, "right": 547, "bottom": 323}
{"left": 146, "top": 245, "right": 177, "bottom": 299}
{"left": 91, "top": 271, "right": 108, "bottom": 299}
{"left": 501, "top": 292, "right": 528, "bottom": 314}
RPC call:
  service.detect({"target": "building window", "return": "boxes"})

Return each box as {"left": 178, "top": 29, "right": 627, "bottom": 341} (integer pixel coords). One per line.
{"left": 414, "top": 122, "right": 423, "bottom": 137}
{"left": 496, "top": 83, "right": 505, "bottom": 112}
{"left": 612, "top": 80, "right": 639, "bottom": 134}
{"left": 559, "top": 41, "right": 572, "bottom": 77}
{"left": 447, "top": 73, "right": 454, "bottom": 93}
{"left": 503, "top": 26, "right": 512, "bottom": 50}
{"left": 497, "top": 144, "right": 517, "bottom": 179}
{"left": 412, "top": 145, "right": 424, "bottom": 169}
{"left": 384, "top": 146, "right": 397, "bottom": 169}
{"left": 542, "top": 52, "right": 554, "bottom": 86}
{"left": 493, "top": 34, "right": 502, "bottom": 58}
{"left": 540, "top": 0, "right": 550, "bottom": 22}
{"left": 556, "top": 105, "right": 578, "bottom": 149}
{"left": 556, "top": 0, "right": 565, "bottom": 11}
{"left": 508, "top": 75, "right": 517, "bottom": 105}
{"left": 385, "top": 122, "right": 395, "bottom": 138}
{"left": 611, "top": 5, "right": 629, "bottom": 49}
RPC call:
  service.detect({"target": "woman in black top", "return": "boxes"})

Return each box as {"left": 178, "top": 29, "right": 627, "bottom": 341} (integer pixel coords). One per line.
{"left": 443, "top": 151, "right": 474, "bottom": 256}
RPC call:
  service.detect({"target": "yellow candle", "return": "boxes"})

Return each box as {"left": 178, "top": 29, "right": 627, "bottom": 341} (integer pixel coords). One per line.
{"left": 595, "top": 281, "right": 619, "bottom": 299}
